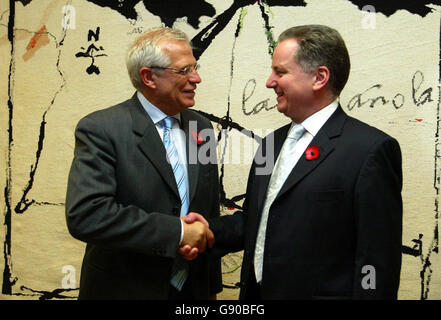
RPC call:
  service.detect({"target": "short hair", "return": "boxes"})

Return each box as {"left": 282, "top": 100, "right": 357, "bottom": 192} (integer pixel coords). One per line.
{"left": 278, "top": 25, "right": 350, "bottom": 96}
{"left": 126, "top": 27, "right": 190, "bottom": 91}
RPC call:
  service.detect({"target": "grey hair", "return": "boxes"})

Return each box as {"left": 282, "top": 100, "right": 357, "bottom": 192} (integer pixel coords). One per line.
{"left": 126, "top": 27, "right": 190, "bottom": 91}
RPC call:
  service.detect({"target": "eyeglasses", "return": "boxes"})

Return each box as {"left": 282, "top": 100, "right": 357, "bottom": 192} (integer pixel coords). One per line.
{"left": 151, "top": 63, "right": 200, "bottom": 76}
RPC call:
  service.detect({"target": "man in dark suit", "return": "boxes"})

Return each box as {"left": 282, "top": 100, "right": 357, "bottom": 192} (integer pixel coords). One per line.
{"left": 184, "top": 24, "right": 402, "bottom": 299}
{"left": 65, "top": 27, "right": 222, "bottom": 300}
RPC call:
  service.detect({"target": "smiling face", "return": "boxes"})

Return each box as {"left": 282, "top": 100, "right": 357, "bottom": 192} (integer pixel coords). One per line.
{"left": 150, "top": 40, "right": 201, "bottom": 115}
{"left": 266, "top": 39, "right": 316, "bottom": 123}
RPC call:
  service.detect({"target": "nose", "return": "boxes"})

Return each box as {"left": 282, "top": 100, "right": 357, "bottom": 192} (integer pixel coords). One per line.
{"left": 189, "top": 70, "right": 202, "bottom": 84}
{"left": 266, "top": 72, "right": 276, "bottom": 88}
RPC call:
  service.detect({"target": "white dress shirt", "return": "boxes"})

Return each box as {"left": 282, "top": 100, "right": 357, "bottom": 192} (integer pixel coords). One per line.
{"left": 288, "top": 99, "right": 339, "bottom": 160}
{"left": 137, "top": 91, "right": 189, "bottom": 244}
{"left": 254, "top": 99, "right": 339, "bottom": 283}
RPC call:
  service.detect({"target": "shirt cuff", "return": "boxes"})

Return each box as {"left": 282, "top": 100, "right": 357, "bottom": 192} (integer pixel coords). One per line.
{"left": 179, "top": 219, "right": 184, "bottom": 245}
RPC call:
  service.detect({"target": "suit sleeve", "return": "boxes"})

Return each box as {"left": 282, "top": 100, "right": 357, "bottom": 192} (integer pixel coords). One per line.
{"left": 208, "top": 157, "right": 257, "bottom": 257}
{"left": 352, "top": 136, "right": 403, "bottom": 299}
{"left": 65, "top": 116, "right": 181, "bottom": 258}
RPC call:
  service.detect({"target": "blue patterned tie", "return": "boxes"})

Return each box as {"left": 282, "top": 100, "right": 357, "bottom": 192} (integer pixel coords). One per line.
{"left": 162, "top": 117, "right": 189, "bottom": 217}
{"left": 162, "top": 117, "right": 189, "bottom": 291}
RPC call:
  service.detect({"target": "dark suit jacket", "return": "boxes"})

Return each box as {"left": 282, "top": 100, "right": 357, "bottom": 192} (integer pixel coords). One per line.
{"left": 210, "top": 105, "right": 402, "bottom": 300}
{"left": 65, "top": 93, "right": 222, "bottom": 299}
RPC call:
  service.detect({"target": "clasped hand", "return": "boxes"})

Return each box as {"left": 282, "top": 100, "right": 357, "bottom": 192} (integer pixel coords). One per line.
{"left": 179, "top": 212, "right": 213, "bottom": 261}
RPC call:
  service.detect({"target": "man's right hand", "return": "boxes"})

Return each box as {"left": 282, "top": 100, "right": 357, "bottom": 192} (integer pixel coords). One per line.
{"left": 181, "top": 220, "right": 209, "bottom": 252}
{"left": 179, "top": 213, "right": 214, "bottom": 260}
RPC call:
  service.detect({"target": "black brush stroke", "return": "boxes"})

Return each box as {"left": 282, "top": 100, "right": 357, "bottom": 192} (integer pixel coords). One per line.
{"left": 195, "top": 110, "right": 262, "bottom": 144}
{"left": 258, "top": 1, "right": 276, "bottom": 55}
{"left": 223, "top": 283, "right": 241, "bottom": 289}
{"left": 417, "top": 11, "right": 441, "bottom": 301}
{"left": 195, "top": 108, "right": 258, "bottom": 210}
{"left": 14, "top": 114, "right": 46, "bottom": 213}
{"left": 2, "top": 0, "right": 71, "bottom": 297}
{"left": 142, "top": 0, "right": 216, "bottom": 29}
{"left": 14, "top": 22, "right": 69, "bottom": 214}
{"left": 191, "top": 0, "right": 256, "bottom": 60}
{"left": 20, "top": 286, "right": 78, "bottom": 300}
{"left": 34, "top": 201, "right": 64, "bottom": 206}
{"left": 266, "top": 0, "right": 306, "bottom": 6}
{"left": 2, "top": 0, "right": 15, "bottom": 296}
{"left": 15, "top": 0, "right": 32, "bottom": 6}
{"left": 347, "top": 0, "right": 437, "bottom": 17}
{"left": 419, "top": 18, "right": 441, "bottom": 296}
{"left": 191, "top": 0, "right": 307, "bottom": 60}
{"left": 84, "top": 0, "right": 138, "bottom": 20}
{"left": 216, "top": 11, "right": 244, "bottom": 211}
{"left": 84, "top": 0, "right": 216, "bottom": 29}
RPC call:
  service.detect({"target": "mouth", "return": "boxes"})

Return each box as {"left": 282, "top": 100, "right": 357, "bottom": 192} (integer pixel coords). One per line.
{"left": 183, "top": 88, "right": 196, "bottom": 96}
{"left": 276, "top": 91, "right": 284, "bottom": 101}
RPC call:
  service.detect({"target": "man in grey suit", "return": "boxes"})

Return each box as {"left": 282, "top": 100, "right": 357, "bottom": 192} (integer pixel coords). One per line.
{"left": 65, "top": 27, "right": 222, "bottom": 300}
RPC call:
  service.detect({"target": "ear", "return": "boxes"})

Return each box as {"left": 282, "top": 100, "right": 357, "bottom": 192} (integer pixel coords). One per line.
{"left": 139, "top": 67, "right": 156, "bottom": 89}
{"left": 312, "top": 66, "right": 330, "bottom": 92}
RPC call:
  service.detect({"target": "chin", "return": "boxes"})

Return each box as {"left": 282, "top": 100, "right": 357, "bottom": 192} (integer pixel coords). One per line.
{"left": 183, "top": 98, "right": 195, "bottom": 106}
{"left": 179, "top": 102, "right": 194, "bottom": 112}
{"left": 276, "top": 103, "right": 287, "bottom": 115}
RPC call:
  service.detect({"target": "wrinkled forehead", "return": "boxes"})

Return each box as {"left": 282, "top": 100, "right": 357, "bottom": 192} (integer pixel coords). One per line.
{"left": 272, "top": 39, "right": 300, "bottom": 67}
{"left": 159, "top": 40, "right": 196, "bottom": 66}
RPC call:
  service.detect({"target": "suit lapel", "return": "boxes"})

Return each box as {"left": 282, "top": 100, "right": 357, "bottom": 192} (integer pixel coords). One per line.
{"left": 276, "top": 132, "right": 334, "bottom": 198}
{"left": 129, "top": 94, "right": 179, "bottom": 198}
{"left": 180, "top": 110, "right": 200, "bottom": 204}
{"left": 266, "top": 105, "right": 347, "bottom": 203}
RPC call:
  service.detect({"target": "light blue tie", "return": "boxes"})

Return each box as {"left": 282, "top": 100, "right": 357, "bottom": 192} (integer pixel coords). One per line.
{"left": 162, "top": 117, "right": 189, "bottom": 291}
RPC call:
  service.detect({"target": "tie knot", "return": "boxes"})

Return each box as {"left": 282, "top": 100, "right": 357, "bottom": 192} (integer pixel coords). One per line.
{"left": 163, "top": 117, "right": 174, "bottom": 130}
{"left": 288, "top": 124, "right": 305, "bottom": 141}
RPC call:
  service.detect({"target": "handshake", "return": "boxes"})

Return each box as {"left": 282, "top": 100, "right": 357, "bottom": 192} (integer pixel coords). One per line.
{"left": 179, "top": 212, "right": 214, "bottom": 261}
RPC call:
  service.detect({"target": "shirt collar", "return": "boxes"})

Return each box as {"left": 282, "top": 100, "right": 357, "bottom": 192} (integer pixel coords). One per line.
{"left": 297, "top": 99, "right": 339, "bottom": 137}
{"left": 136, "top": 91, "right": 181, "bottom": 125}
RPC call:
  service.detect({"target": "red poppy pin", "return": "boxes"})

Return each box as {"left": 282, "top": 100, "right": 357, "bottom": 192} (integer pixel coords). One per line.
{"left": 192, "top": 131, "right": 203, "bottom": 145}
{"left": 305, "top": 145, "right": 319, "bottom": 160}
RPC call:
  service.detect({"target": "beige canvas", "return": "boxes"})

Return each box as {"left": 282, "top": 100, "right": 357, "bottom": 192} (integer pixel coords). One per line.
{"left": 0, "top": 0, "right": 440, "bottom": 300}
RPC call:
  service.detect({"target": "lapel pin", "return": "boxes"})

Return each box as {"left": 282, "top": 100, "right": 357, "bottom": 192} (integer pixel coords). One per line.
{"left": 192, "top": 131, "right": 203, "bottom": 145}
{"left": 305, "top": 145, "right": 319, "bottom": 160}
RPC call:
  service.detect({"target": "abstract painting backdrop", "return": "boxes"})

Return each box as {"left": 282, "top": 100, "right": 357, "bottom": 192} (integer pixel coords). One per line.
{"left": 1, "top": 0, "right": 440, "bottom": 299}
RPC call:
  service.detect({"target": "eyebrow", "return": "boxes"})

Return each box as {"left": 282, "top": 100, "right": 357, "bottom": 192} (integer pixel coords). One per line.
{"left": 173, "top": 62, "right": 197, "bottom": 70}
{"left": 272, "top": 65, "right": 286, "bottom": 72}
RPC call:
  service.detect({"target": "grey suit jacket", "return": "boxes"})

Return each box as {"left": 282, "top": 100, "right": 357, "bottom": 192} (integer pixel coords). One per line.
{"left": 66, "top": 93, "right": 222, "bottom": 299}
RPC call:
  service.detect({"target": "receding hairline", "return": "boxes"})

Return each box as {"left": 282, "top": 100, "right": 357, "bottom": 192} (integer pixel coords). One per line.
{"left": 135, "top": 27, "right": 183, "bottom": 42}
{"left": 129, "top": 27, "right": 196, "bottom": 55}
